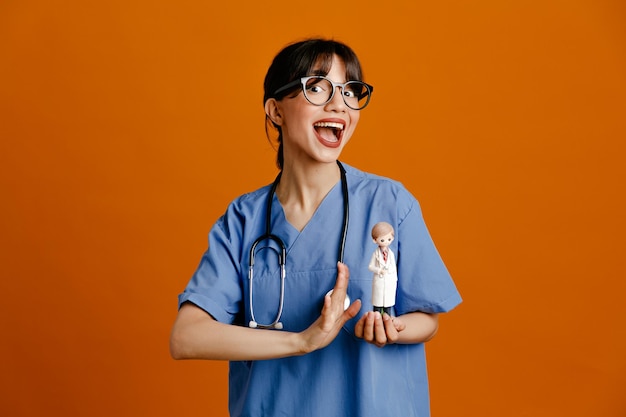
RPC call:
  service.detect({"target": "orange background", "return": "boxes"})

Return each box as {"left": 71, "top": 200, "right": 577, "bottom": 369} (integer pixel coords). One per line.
{"left": 1, "top": 1, "right": 625, "bottom": 416}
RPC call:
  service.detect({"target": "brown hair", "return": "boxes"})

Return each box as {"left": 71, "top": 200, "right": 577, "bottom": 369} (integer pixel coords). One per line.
{"left": 371, "top": 222, "right": 394, "bottom": 240}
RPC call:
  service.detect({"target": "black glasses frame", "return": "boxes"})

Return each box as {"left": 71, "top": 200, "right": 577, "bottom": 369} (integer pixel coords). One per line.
{"left": 272, "top": 76, "right": 374, "bottom": 110}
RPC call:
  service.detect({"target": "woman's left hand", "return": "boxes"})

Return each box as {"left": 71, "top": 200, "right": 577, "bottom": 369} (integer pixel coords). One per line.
{"left": 354, "top": 312, "right": 406, "bottom": 347}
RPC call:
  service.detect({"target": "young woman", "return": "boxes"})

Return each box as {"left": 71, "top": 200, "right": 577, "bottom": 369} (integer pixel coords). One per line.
{"left": 170, "top": 38, "right": 461, "bottom": 417}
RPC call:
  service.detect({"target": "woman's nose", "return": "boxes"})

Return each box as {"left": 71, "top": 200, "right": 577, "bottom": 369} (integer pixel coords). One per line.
{"left": 324, "top": 86, "right": 347, "bottom": 111}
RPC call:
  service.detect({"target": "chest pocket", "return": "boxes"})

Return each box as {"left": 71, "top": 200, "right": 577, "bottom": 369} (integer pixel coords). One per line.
{"left": 243, "top": 264, "right": 345, "bottom": 332}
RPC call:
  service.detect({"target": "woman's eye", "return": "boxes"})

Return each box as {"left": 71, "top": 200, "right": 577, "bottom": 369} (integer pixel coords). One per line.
{"left": 343, "top": 89, "right": 356, "bottom": 98}
{"left": 308, "top": 84, "right": 326, "bottom": 94}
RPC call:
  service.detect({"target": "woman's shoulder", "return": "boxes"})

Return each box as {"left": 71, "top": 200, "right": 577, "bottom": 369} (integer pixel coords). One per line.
{"left": 206, "top": 182, "right": 270, "bottom": 234}
{"left": 343, "top": 163, "right": 416, "bottom": 200}
{"left": 343, "top": 162, "right": 422, "bottom": 223}
{"left": 225, "top": 183, "right": 273, "bottom": 216}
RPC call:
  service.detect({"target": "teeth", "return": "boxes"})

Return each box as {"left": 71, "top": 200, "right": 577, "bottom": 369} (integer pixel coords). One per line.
{"left": 314, "top": 122, "right": 344, "bottom": 130}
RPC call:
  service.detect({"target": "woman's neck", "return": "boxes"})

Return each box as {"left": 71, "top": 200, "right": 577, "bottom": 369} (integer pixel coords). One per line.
{"left": 275, "top": 161, "right": 340, "bottom": 231}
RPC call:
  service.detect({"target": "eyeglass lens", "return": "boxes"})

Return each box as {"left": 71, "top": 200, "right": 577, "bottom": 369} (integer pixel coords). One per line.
{"left": 303, "top": 78, "right": 370, "bottom": 110}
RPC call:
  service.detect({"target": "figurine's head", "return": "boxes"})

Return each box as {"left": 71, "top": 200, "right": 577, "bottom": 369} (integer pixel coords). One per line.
{"left": 371, "top": 222, "right": 394, "bottom": 248}
{"left": 263, "top": 38, "right": 367, "bottom": 169}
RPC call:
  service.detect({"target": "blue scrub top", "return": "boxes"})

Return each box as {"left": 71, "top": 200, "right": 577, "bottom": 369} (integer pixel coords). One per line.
{"left": 179, "top": 164, "right": 462, "bottom": 417}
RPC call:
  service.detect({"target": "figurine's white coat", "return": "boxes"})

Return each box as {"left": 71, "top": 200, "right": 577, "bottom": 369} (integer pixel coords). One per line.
{"left": 368, "top": 247, "right": 398, "bottom": 307}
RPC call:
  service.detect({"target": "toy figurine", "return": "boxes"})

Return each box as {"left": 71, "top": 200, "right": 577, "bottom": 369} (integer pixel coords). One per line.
{"left": 368, "top": 222, "right": 397, "bottom": 315}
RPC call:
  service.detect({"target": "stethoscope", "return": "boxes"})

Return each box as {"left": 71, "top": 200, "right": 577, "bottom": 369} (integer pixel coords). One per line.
{"left": 248, "top": 161, "right": 350, "bottom": 329}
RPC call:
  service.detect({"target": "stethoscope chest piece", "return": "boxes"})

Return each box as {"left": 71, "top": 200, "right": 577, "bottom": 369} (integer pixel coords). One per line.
{"left": 325, "top": 289, "right": 351, "bottom": 311}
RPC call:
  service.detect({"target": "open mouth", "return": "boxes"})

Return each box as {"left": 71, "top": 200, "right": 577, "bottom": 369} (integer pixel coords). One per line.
{"left": 313, "top": 121, "right": 344, "bottom": 145}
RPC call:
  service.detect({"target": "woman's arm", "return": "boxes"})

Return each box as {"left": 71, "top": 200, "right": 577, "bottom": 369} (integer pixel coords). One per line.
{"left": 170, "top": 262, "right": 361, "bottom": 361}
{"left": 354, "top": 311, "right": 439, "bottom": 348}
{"left": 170, "top": 303, "right": 300, "bottom": 361}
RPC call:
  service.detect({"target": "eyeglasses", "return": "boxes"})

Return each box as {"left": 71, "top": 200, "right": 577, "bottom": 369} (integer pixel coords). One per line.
{"left": 273, "top": 76, "right": 374, "bottom": 110}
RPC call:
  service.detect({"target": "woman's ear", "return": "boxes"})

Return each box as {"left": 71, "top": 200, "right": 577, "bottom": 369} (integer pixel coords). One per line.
{"left": 264, "top": 98, "right": 283, "bottom": 126}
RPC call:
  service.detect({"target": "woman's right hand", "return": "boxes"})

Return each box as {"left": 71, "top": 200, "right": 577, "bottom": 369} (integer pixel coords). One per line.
{"left": 297, "top": 262, "right": 361, "bottom": 354}
{"left": 170, "top": 262, "right": 361, "bottom": 361}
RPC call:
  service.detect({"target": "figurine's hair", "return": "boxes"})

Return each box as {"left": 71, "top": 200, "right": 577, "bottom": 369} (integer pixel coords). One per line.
{"left": 263, "top": 38, "right": 365, "bottom": 169}
{"left": 371, "top": 222, "right": 394, "bottom": 240}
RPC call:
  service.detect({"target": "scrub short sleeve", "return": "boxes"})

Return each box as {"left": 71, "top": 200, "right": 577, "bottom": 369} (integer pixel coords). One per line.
{"left": 394, "top": 191, "right": 462, "bottom": 315}
{"left": 178, "top": 213, "right": 244, "bottom": 324}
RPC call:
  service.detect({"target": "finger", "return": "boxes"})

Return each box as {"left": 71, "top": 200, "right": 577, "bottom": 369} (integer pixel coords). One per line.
{"left": 318, "top": 294, "right": 342, "bottom": 333}
{"left": 328, "top": 262, "right": 350, "bottom": 313}
{"left": 333, "top": 262, "right": 350, "bottom": 294}
{"left": 373, "top": 312, "right": 388, "bottom": 346}
{"left": 382, "top": 314, "right": 399, "bottom": 344}
{"left": 354, "top": 314, "right": 365, "bottom": 338}
{"left": 362, "top": 312, "right": 376, "bottom": 342}
{"left": 392, "top": 316, "right": 406, "bottom": 332}
{"left": 344, "top": 299, "right": 361, "bottom": 320}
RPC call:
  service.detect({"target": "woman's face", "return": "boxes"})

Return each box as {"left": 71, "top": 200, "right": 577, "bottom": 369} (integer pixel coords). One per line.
{"left": 275, "top": 55, "right": 361, "bottom": 167}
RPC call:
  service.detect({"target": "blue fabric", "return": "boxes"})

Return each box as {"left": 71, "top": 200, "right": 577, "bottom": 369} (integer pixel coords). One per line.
{"left": 178, "top": 164, "right": 462, "bottom": 417}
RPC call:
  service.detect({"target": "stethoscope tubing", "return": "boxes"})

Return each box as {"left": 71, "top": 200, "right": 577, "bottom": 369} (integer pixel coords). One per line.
{"left": 248, "top": 161, "right": 349, "bottom": 329}
{"left": 248, "top": 234, "right": 286, "bottom": 329}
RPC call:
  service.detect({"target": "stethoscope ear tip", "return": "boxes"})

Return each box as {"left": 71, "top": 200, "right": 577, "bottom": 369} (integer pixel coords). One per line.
{"left": 249, "top": 321, "right": 258, "bottom": 328}
{"left": 274, "top": 322, "right": 283, "bottom": 330}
